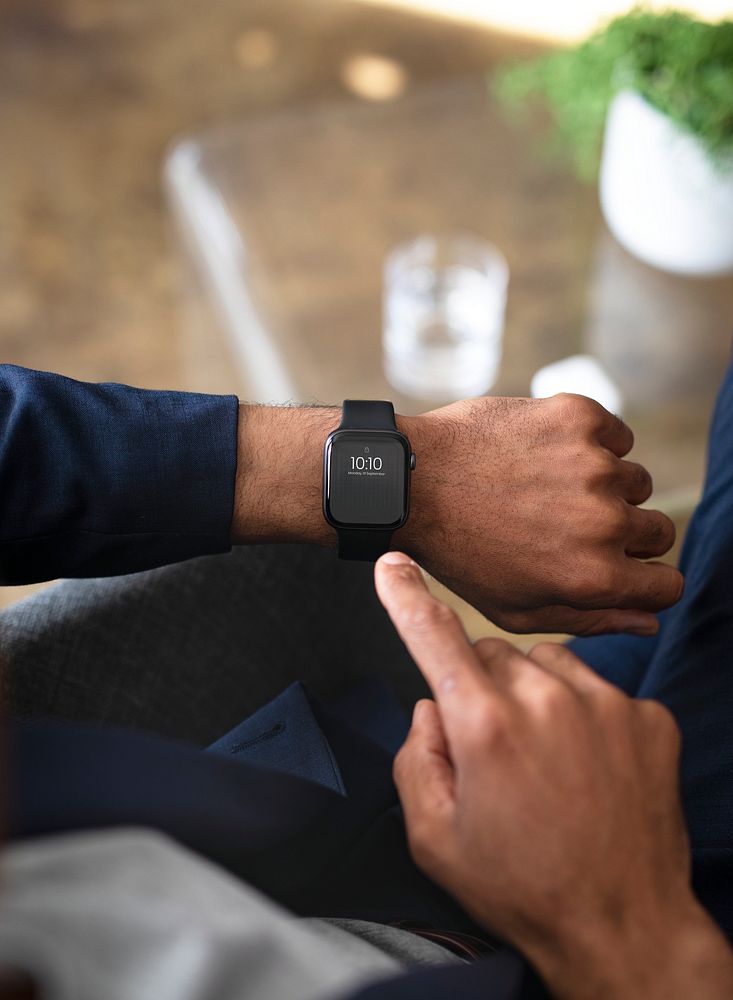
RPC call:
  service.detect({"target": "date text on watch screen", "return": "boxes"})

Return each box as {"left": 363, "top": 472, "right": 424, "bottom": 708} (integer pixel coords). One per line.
{"left": 328, "top": 435, "right": 406, "bottom": 526}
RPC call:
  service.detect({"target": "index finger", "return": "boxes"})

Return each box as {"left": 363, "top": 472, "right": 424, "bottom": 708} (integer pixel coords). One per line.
{"left": 374, "top": 552, "right": 488, "bottom": 707}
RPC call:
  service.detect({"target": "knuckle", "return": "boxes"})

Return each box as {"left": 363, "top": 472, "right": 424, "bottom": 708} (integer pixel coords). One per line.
{"left": 552, "top": 392, "right": 601, "bottom": 425}
{"left": 528, "top": 641, "right": 563, "bottom": 661}
{"left": 474, "top": 636, "right": 516, "bottom": 659}
{"left": 566, "top": 559, "right": 620, "bottom": 607}
{"left": 584, "top": 453, "right": 619, "bottom": 488}
{"left": 527, "top": 678, "right": 572, "bottom": 717}
{"left": 462, "top": 699, "right": 508, "bottom": 749}
{"left": 401, "top": 598, "right": 457, "bottom": 635}
{"left": 637, "top": 699, "right": 680, "bottom": 743}
{"left": 609, "top": 412, "right": 633, "bottom": 445}
{"left": 593, "top": 501, "right": 629, "bottom": 541}
{"left": 609, "top": 509, "right": 632, "bottom": 542}
{"left": 590, "top": 561, "right": 622, "bottom": 604}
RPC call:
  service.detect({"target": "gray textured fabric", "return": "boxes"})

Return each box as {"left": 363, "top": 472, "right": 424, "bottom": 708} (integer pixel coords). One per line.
{"left": 0, "top": 544, "right": 428, "bottom": 745}
{"left": 0, "top": 829, "right": 404, "bottom": 1000}
{"left": 309, "top": 919, "right": 464, "bottom": 968}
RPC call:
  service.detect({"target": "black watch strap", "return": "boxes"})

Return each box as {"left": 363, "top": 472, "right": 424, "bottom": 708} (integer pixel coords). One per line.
{"left": 336, "top": 400, "right": 398, "bottom": 562}
{"left": 338, "top": 399, "right": 397, "bottom": 431}
{"left": 338, "top": 528, "right": 393, "bottom": 561}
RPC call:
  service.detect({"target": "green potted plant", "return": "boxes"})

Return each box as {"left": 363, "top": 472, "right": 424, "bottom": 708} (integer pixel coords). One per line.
{"left": 495, "top": 9, "right": 733, "bottom": 276}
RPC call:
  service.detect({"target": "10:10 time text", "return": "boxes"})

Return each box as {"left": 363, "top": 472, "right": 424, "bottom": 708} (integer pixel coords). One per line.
{"left": 350, "top": 456, "right": 383, "bottom": 471}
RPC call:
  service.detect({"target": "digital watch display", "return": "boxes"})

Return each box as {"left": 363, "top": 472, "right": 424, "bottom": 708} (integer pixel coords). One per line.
{"left": 323, "top": 401, "right": 415, "bottom": 561}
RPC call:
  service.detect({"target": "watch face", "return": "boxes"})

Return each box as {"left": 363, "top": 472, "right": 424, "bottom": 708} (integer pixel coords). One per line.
{"left": 325, "top": 431, "right": 409, "bottom": 528}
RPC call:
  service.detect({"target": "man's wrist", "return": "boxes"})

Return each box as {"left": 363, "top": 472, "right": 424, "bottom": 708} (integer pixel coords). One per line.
{"left": 525, "top": 899, "right": 733, "bottom": 1000}
{"left": 394, "top": 412, "right": 445, "bottom": 561}
{"left": 230, "top": 403, "right": 441, "bottom": 553}
{"left": 231, "top": 403, "right": 338, "bottom": 546}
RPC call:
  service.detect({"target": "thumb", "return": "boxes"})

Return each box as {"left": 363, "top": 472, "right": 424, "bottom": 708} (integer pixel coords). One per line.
{"left": 394, "top": 700, "right": 455, "bottom": 826}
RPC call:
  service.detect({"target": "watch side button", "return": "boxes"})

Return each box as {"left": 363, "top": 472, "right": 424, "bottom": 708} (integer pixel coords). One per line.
{"left": 410, "top": 453, "right": 416, "bottom": 470}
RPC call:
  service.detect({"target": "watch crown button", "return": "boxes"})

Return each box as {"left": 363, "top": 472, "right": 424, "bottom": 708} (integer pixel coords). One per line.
{"left": 410, "top": 453, "right": 416, "bottom": 470}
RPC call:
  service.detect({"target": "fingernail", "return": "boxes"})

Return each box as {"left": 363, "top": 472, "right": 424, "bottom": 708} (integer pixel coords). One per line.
{"left": 380, "top": 551, "right": 415, "bottom": 566}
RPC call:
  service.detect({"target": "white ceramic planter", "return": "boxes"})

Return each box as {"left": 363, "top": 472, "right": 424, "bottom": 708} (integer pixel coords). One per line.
{"left": 600, "top": 90, "right": 733, "bottom": 276}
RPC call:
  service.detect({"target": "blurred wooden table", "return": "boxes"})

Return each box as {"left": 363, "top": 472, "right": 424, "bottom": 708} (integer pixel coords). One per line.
{"left": 0, "top": 0, "right": 541, "bottom": 387}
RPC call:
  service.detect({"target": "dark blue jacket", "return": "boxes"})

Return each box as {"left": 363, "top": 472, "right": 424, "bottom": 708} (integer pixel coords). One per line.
{"left": 1, "top": 365, "right": 539, "bottom": 999}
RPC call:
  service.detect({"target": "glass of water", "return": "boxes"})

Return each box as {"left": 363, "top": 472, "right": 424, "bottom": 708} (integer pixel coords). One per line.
{"left": 383, "top": 232, "right": 509, "bottom": 401}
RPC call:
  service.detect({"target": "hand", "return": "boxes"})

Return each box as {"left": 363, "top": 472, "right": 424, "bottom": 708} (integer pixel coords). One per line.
{"left": 398, "top": 394, "right": 683, "bottom": 635}
{"left": 375, "top": 553, "right": 733, "bottom": 1000}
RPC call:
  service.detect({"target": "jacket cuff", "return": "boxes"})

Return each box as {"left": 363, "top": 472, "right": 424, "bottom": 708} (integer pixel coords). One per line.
{"left": 0, "top": 366, "right": 239, "bottom": 583}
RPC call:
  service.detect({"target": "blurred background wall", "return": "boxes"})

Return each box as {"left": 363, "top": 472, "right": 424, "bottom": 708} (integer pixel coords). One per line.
{"left": 354, "top": 0, "right": 731, "bottom": 40}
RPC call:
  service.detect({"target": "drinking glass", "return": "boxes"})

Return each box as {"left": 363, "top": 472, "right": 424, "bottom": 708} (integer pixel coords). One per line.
{"left": 383, "top": 232, "right": 508, "bottom": 401}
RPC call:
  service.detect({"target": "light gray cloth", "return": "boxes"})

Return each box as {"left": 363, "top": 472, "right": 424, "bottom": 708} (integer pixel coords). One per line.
{"left": 0, "top": 829, "right": 460, "bottom": 1000}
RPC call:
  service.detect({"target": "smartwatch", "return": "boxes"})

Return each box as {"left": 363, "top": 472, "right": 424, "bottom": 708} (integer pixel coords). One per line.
{"left": 323, "top": 400, "right": 416, "bottom": 561}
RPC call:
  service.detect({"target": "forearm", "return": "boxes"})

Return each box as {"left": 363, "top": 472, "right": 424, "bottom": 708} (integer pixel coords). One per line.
{"left": 231, "top": 404, "right": 336, "bottom": 546}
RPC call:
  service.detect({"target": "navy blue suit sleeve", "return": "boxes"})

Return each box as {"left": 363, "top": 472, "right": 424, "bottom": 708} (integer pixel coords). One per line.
{"left": 0, "top": 365, "right": 238, "bottom": 583}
